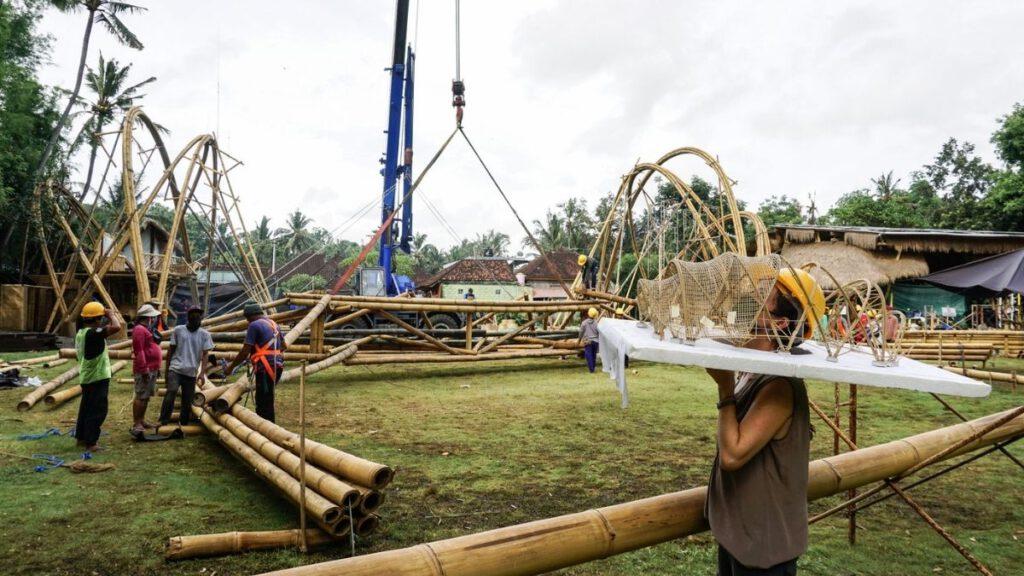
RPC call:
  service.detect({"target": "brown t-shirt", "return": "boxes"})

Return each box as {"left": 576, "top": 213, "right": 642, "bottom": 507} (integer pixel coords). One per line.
{"left": 705, "top": 373, "right": 811, "bottom": 568}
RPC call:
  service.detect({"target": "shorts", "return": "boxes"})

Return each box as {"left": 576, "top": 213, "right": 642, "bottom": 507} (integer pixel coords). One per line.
{"left": 133, "top": 371, "right": 158, "bottom": 400}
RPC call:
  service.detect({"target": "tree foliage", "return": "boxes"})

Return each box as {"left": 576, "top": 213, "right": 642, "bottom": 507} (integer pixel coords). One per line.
{"left": 0, "top": 1, "right": 61, "bottom": 267}
{"left": 757, "top": 195, "right": 803, "bottom": 227}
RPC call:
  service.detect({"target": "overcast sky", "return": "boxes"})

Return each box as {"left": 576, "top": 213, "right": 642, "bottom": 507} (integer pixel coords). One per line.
{"left": 37, "top": 1, "right": 1024, "bottom": 252}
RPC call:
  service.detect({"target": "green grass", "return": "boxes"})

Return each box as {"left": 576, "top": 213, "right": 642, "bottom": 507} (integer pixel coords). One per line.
{"left": 1, "top": 351, "right": 1022, "bottom": 575}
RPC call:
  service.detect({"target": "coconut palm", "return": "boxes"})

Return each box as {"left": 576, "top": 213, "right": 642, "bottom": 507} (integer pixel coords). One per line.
{"left": 35, "top": 0, "right": 146, "bottom": 178}
{"left": 275, "top": 210, "right": 316, "bottom": 257}
{"left": 69, "top": 53, "right": 157, "bottom": 201}
{"left": 527, "top": 210, "right": 569, "bottom": 252}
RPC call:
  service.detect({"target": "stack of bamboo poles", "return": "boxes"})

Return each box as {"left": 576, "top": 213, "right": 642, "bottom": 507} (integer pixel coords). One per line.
{"left": 255, "top": 407, "right": 1024, "bottom": 576}
{"left": 903, "top": 329, "right": 1024, "bottom": 358}
{"left": 168, "top": 373, "right": 394, "bottom": 560}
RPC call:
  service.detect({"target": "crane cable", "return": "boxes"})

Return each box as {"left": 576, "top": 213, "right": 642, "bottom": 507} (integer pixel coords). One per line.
{"left": 451, "top": 0, "right": 466, "bottom": 126}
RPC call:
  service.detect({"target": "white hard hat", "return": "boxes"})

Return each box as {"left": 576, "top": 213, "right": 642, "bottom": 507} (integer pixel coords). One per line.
{"left": 137, "top": 304, "right": 160, "bottom": 318}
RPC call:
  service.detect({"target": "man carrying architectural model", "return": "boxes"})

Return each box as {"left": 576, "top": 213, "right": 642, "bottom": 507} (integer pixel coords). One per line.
{"left": 705, "top": 269, "right": 823, "bottom": 576}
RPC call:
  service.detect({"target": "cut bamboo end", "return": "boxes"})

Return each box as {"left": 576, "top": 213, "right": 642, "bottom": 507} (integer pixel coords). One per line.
{"left": 355, "top": 514, "right": 380, "bottom": 537}
{"left": 357, "top": 489, "right": 385, "bottom": 514}
{"left": 330, "top": 516, "right": 352, "bottom": 537}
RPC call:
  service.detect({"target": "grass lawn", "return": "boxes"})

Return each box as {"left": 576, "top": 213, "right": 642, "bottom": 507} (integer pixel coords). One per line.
{"left": 1, "top": 351, "right": 1022, "bottom": 575}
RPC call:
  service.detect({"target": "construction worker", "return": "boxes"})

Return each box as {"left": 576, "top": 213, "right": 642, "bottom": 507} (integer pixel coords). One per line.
{"left": 579, "top": 307, "right": 600, "bottom": 373}
{"left": 578, "top": 254, "right": 597, "bottom": 290}
{"left": 131, "top": 303, "right": 162, "bottom": 437}
{"left": 704, "top": 269, "right": 823, "bottom": 575}
{"left": 74, "top": 302, "right": 121, "bottom": 452}
{"left": 160, "top": 306, "right": 214, "bottom": 426}
{"left": 464, "top": 287, "right": 476, "bottom": 300}
{"left": 224, "top": 302, "right": 286, "bottom": 422}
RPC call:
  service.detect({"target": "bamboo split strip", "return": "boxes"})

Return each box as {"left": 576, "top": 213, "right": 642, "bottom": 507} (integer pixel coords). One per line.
{"left": 195, "top": 408, "right": 348, "bottom": 536}
{"left": 44, "top": 361, "right": 127, "bottom": 408}
{"left": 255, "top": 407, "right": 1024, "bottom": 576}
{"left": 942, "top": 366, "right": 1024, "bottom": 385}
{"left": 166, "top": 529, "right": 335, "bottom": 561}
{"left": 18, "top": 365, "right": 80, "bottom": 411}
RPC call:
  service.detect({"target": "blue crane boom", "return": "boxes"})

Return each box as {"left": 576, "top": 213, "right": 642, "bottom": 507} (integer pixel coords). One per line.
{"left": 378, "top": 0, "right": 415, "bottom": 296}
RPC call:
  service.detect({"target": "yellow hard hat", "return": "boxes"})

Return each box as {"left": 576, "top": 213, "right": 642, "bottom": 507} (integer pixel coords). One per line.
{"left": 81, "top": 302, "right": 105, "bottom": 318}
{"left": 578, "top": 254, "right": 588, "bottom": 266}
{"left": 587, "top": 307, "right": 598, "bottom": 318}
{"left": 776, "top": 268, "right": 826, "bottom": 338}
{"left": 616, "top": 307, "right": 626, "bottom": 315}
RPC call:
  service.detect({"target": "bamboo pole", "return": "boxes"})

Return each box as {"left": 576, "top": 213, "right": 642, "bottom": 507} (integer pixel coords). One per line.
{"left": 153, "top": 424, "right": 206, "bottom": 436}
{"left": 285, "top": 294, "right": 334, "bottom": 347}
{"left": 345, "top": 349, "right": 573, "bottom": 365}
{"left": 204, "top": 404, "right": 360, "bottom": 507}
{"left": 211, "top": 340, "right": 364, "bottom": 414}
{"left": 193, "top": 362, "right": 392, "bottom": 490}
{"left": 255, "top": 407, "right": 1024, "bottom": 576}
{"left": 354, "top": 514, "right": 381, "bottom": 538}
{"left": 290, "top": 299, "right": 603, "bottom": 314}
{"left": 193, "top": 382, "right": 234, "bottom": 407}
{"left": 227, "top": 401, "right": 392, "bottom": 490}
{"left": 166, "top": 529, "right": 335, "bottom": 561}
{"left": 375, "top": 310, "right": 471, "bottom": 356}
{"left": 12, "top": 353, "right": 61, "bottom": 366}
{"left": 195, "top": 407, "right": 348, "bottom": 536}
{"left": 323, "top": 308, "right": 372, "bottom": 330}
{"left": 18, "top": 365, "right": 80, "bottom": 411}
{"left": 943, "top": 366, "right": 1024, "bottom": 385}
{"left": 44, "top": 361, "right": 127, "bottom": 408}
{"left": 574, "top": 288, "right": 637, "bottom": 306}
{"left": 299, "top": 360, "right": 309, "bottom": 553}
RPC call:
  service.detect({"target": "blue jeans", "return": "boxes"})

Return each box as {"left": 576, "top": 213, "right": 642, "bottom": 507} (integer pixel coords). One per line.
{"left": 584, "top": 341, "right": 599, "bottom": 373}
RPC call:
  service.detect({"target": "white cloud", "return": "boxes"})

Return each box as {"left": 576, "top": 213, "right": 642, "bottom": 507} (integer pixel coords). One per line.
{"left": 37, "top": 0, "right": 1024, "bottom": 254}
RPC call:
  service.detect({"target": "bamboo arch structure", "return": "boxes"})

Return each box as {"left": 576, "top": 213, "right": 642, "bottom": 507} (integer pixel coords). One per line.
{"left": 36, "top": 106, "right": 270, "bottom": 331}
{"left": 573, "top": 147, "right": 767, "bottom": 307}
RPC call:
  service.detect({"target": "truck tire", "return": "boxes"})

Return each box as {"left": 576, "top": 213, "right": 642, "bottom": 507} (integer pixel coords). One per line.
{"left": 427, "top": 313, "right": 462, "bottom": 330}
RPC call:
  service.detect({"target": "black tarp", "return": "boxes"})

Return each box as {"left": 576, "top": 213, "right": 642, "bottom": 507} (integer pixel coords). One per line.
{"left": 922, "top": 249, "right": 1024, "bottom": 296}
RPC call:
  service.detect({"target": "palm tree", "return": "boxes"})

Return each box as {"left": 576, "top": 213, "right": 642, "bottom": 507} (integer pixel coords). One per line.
{"left": 35, "top": 0, "right": 146, "bottom": 179}
{"left": 527, "top": 210, "right": 569, "bottom": 252}
{"left": 559, "top": 197, "right": 595, "bottom": 252}
{"left": 275, "top": 210, "right": 316, "bottom": 257}
{"left": 69, "top": 53, "right": 157, "bottom": 201}
{"left": 474, "top": 229, "right": 511, "bottom": 256}
{"left": 872, "top": 171, "right": 901, "bottom": 201}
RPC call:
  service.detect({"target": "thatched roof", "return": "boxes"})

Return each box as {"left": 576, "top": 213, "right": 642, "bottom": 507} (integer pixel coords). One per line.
{"left": 772, "top": 225, "right": 1024, "bottom": 255}
{"left": 780, "top": 241, "right": 929, "bottom": 290}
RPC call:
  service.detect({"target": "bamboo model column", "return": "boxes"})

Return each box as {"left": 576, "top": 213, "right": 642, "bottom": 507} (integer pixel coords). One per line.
{"left": 255, "top": 407, "right": 1024, "bottom": 576}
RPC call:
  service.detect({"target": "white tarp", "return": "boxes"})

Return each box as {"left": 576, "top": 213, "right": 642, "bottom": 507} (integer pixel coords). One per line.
{"left": 598, "top": 318, "right": 991, "bottom": 408}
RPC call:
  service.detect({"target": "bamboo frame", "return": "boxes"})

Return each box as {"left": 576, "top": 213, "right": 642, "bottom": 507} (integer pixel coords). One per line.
{"left": 43, "top": 361, "right": 127, "bottom": 408}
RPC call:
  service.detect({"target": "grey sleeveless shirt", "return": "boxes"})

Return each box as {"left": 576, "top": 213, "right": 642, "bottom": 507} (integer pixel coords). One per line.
{"left": 705, "top": 373, "right": 811, "bottom": 568}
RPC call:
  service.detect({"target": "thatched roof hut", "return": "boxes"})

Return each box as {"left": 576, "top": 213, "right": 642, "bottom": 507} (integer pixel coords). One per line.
{"left": 771, "top": 225, "right": 1024, "bottom": 274}
{"left": 780, "top": 242, "right": 929, "bottom": 290}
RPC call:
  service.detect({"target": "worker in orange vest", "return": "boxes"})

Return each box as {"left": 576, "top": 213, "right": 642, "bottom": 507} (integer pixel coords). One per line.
{"left": 224, "top": 302, "right": 287, "bottom": 422}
